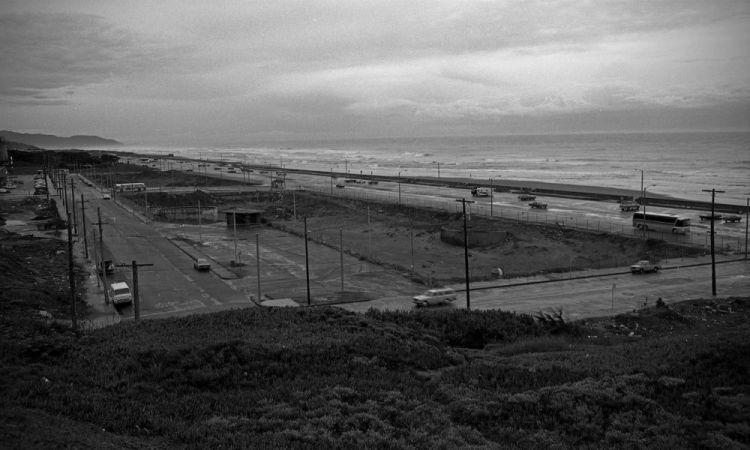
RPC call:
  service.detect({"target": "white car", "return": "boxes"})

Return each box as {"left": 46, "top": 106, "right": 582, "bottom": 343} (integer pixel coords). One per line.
{"left": 630, "top": 260, "right": 661, "bottom": 274}
{"left": 413, "top": 288, "right": 457, "bottom": 307}
{"left": 110, "top": 282, "right": 133, "bottom": 305}
{"left": 102, "top": 193, "right": 111, "bottom": 200}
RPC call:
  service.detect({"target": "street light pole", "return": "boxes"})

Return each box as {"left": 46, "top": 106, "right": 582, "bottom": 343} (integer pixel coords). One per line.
{"left": 641, "top": 184, "right": 656, "bottom": 239}
{"left": 702, "top": 188, "right": 725, "bottom": 296}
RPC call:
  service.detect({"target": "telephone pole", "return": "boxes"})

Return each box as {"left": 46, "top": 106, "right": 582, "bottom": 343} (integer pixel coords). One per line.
{"left": 455, "top": 198, "right": 475, "bottom": 310}
{"left": 95, "top": 208, "right": 110, "bottom": 304}
{"left": 70, "top": 178, "right": 77, "bottom": 234}
{"left": 304, "top": 217, "right": 311, "bottom": 306}
{"left": 116, "top": 261, "right": 154, "bottom": 322}
{"left": 702, "top": 188, "right": 725, "bottom": 296}
{"left": 66, "top": 211, "right": 77, "bottom": 332}
{"left": 80, "top": 194, "right": 89, "bottom": 259}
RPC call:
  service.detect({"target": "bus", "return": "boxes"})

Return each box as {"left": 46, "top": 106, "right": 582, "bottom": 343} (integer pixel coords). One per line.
{"left": 632, "top": 212, "right": 691, "bottom": 234}
{"left": 115, "top": 182, "right": 146, "bottom": 192}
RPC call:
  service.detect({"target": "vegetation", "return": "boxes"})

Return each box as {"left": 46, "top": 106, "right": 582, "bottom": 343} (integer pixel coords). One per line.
{"left": 2, "top": 291, "right": 749, "bottom": 448}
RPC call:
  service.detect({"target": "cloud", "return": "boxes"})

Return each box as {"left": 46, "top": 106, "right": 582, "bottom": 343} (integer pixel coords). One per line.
{"left": 0, "top": 12, "right": 188, "bottom": 101}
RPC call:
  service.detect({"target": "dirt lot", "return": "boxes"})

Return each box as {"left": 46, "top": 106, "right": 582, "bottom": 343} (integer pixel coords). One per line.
{"left": 131, "top": 187, "right": 702, "bottom": 285}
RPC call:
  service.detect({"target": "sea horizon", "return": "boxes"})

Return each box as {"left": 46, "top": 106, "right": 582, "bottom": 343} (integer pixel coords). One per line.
{"left": 111, "top": 130, "right": 749, "bottom": 205}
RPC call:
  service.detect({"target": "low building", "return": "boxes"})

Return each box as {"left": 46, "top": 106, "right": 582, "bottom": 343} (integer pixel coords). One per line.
{"left": 221, "top": 208, "right": 264, "bottom": 227}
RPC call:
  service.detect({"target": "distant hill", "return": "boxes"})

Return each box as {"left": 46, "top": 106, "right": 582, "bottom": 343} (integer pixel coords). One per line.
{"left": 0, "top": 130, "right": 122, "bottom": 149}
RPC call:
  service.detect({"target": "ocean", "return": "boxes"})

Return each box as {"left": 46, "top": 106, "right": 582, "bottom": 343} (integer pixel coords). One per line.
{"left": 124, "top": 131, "right": 750, "bottom": 205}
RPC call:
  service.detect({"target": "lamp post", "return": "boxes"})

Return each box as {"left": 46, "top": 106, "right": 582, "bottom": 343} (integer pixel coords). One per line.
{"left": 489, "top": 178, "right": 494, "bottom": 217}
{"left": 641, "top": 184, "right": 656, "bottom": 238}
{"left": 702, "top": 188, "right": 725, "bottom": 296}
{"left": 634, "top": 169, "right": 644, "bottom": 208}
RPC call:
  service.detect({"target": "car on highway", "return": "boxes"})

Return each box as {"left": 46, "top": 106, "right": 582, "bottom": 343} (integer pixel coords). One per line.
{"left": 630, "top": 260, "right": 661, "bottom": 274}
{"left": 193, "top": 258, "right": 211, "bottom": 271}
{"left": 102, "top": 193, "right": 111, "bottom": 200}
{"left": 412, "top": 287, "right": 457, "bottom": 307}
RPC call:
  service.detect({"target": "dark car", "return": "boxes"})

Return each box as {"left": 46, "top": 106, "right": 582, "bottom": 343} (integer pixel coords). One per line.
{"left": 97, "top": 259, "right": 115, "bottom": 275}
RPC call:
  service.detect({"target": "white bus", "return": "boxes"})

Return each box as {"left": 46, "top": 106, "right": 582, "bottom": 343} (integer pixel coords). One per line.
{"left": 115, "top": 182, "right": 146, "bottom": 192}
{"left": 632, "top": 212, "right": 691, "bottom": 234}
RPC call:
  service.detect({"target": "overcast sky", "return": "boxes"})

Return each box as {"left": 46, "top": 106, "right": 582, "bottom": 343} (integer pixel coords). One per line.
{"left": 1, "top": 0, "right": 749, "bottom": 145}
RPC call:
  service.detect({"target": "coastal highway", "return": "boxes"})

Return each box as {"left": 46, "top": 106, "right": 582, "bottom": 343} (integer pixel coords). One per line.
{"left": 338, "top": 259, "right": 750, "bottom": 319}
{"left": 148, "top": 159, "right": 747, "bottom": 249}
{"left": 72, "top": 176, "right": 251, "bottom": 319}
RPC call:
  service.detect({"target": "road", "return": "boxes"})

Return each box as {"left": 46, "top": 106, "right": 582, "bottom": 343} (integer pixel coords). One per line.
{"left": 338, "top": 259, "right": 750, "bottom": 319}
{"left": 141, "top": 160, "right": 748, "bottom": 250}
{"left": 71, "top": 176, "right": 252, "bottom": 319}
{"left": 33, "top": 166, "right": 748, "bottom": 322}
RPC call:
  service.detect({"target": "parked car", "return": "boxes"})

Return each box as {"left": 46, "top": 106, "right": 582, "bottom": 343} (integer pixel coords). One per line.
{"left": 193, "top": 258, "right": 211, "bottom": 271}
{"left": 97, "top": 259, "right": 116, "bottom": 275}
{"left": 630, "top": 260, "right": 661, "bottom": 274}
{"left": 110, "top": 282, "right": 133, "bottom": 305}
{"left": 412, "top": 287, "right": 457, "bottom": 307}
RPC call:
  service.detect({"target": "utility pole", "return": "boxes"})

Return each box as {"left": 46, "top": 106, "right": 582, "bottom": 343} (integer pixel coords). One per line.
{"left": 115, "top": 261, "right": 154, "bottom": 322}
{"left": 702, "top": 188, "right": 725, "bottom": 296}
{"left": 66, "top": 211, "right": 77, "bottom": 332}
{"left": 410, "top": 216, "right": 415, "bottom": 277}
{"left": 339, "top": 228, "right": 344, "bottom": 293}
{"left": 43, "top": 164, "right": 50, "bottom": 201}
{"left": 62, "top": 172, "right": 68, "bottom": 211}
{"left": 70, "top": 178, "right": 77, "bottom": 235}
{"left": 455, "top": 198, "right": 475, "bottom": 310}
{"left": 256, "top": 233, "right": 262, "bottom": 303}
{"left": 80, "top": 194, "right": 89, "bottom": 259}
{"left": 745, "top": 198, "right": 748, "bottom": 260}
{"left": 95, "top": 208, "right": 110, "bottom": 304}
{"left": 198, "top": 200, "right": 202, "bottom": 242}
{"left": 398, "top": 172, "right": 401, "bottom": 205}
{"left": 232, "top": 208, "right": 240, "bottom": 265}
{"left": 304, "top": 217, "right": 311, "bottom": 306}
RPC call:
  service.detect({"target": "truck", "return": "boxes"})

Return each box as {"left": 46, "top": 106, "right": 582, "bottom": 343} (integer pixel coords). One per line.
{"left": 110, "top": 282, "right": 133, "bottom": 305}
{"left": 630, "top": 260, "right": 661, "bottom": 274}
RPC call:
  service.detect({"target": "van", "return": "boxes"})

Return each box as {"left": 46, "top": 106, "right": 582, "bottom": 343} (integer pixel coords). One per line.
{"left": 412, "top": 288, "right": 457, "bottom": 307}
{"left": 110, "top": 282, "right": 133, "bottom": 305}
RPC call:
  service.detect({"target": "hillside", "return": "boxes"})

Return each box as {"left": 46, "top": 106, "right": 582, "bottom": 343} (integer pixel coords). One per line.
{"left": 2, "top": 287, "right": 749, "bottom": 448}
{"left": 0, "top": 130, "right": 122, "bottom": 149}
